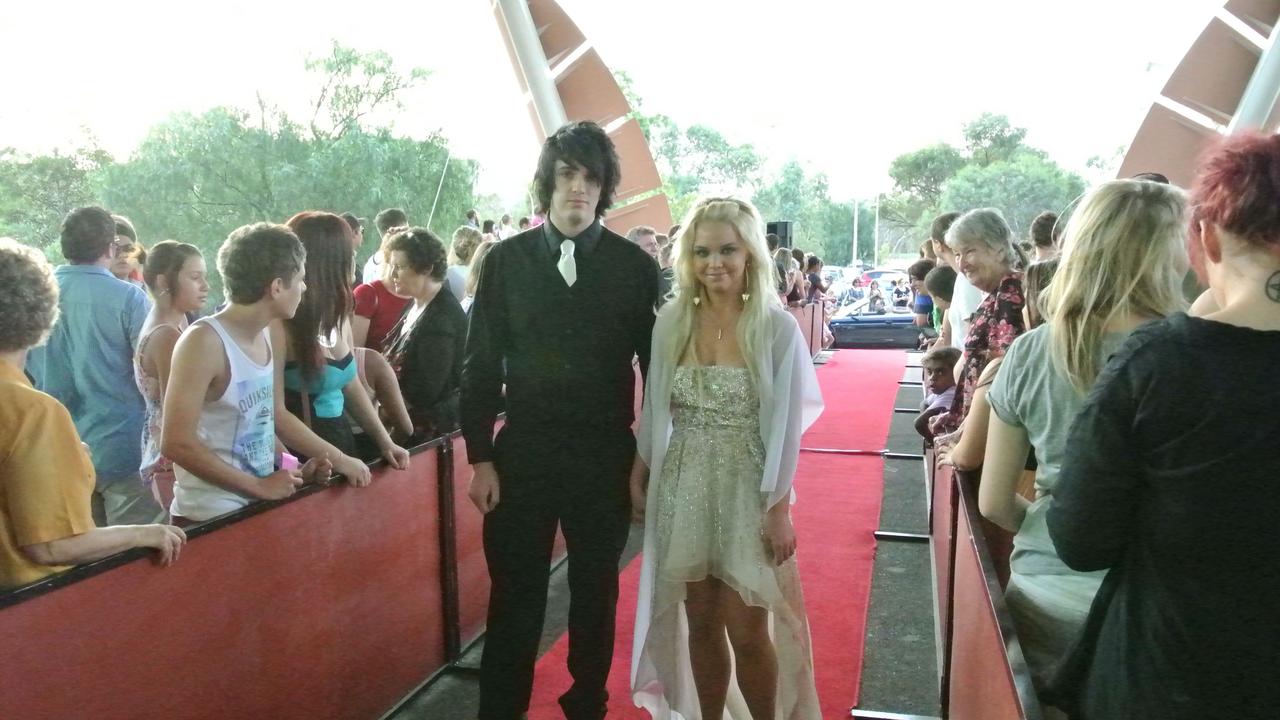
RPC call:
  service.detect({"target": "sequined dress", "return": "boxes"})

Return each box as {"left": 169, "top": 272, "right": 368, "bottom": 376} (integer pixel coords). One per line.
{"left": 642, "top": 365, "right": 820, "bottom": 719}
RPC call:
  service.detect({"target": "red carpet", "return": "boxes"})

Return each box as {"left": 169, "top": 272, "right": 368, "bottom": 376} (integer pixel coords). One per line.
{"left": 527, "top": 350, "right": 905, "bottom": 718}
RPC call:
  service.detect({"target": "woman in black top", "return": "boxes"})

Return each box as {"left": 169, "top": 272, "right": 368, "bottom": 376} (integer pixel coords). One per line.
{"left": 1047, "top": 132, "right": 1280, "bottom": 720}
{"left": 382, "top": 228, "right": 468, "bottom": 440}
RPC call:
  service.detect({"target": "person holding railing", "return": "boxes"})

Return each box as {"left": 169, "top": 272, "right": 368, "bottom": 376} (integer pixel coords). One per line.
{"left": 975, "top": 179, "right": 1189, "bottom": 701}
{"left": 1047, "top": 133, "right": 1280, "bottom": 719}
{"left": 0, "top": 238, "right": 185, "bottom": 589}
{"left": 275, "top": 212, "right": 408, "bottom": 472}
{"left": 162, "top": 223, "right": 330, "bottom": 523}
{"left": 381, "top": 227, "right": 468, "bottom": 441}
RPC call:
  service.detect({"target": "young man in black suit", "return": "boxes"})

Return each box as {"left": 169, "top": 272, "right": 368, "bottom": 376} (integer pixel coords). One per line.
{"left": 461, "top": 121, "right": 660, "bottom": 720}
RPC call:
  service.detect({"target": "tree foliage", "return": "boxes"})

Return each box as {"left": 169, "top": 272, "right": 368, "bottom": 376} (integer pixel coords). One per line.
{"left": 0, "top": 143, "right": 113, "bottom": 260}
{"left": 963, "top": 112, "right": 1031, "bottom": 167}
{"left": 888, "top": 143, "right": 966, "bottom": 208}
{"left": 753, "top": 160, "right": 856, "bottom": 267}
{"left": 619, "top": 71, "right": 762, "bottom": 224}
{"left": 883, "top": 113, "right": 1084, "bottom": 248}
{"left": 304, "top": 41, "right": 431, "bottom": 141}
{"left": 3, "top": 43, "right": 474, "bottom": 304}
{"left": 939, "top": 153, "right": 1085, "bottom": 237}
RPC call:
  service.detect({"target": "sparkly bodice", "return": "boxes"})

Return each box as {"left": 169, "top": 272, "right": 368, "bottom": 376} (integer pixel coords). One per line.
{"left": 670, "top": 365, "right": 758, "bottom": 431}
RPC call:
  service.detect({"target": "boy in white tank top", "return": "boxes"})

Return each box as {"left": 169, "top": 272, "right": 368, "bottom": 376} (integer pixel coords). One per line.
{"left": 162, "top": 223, "right": 330, "bottom": 522}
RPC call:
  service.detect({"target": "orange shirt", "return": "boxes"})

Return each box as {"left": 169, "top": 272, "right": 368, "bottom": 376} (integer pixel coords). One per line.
{"left": 0, "top": 361, "right": 96, "bottom": 589}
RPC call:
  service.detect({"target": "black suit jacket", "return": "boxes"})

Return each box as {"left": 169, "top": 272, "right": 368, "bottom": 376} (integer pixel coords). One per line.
{"left": 460, "top": 223, "right": 659, "bottom": 464}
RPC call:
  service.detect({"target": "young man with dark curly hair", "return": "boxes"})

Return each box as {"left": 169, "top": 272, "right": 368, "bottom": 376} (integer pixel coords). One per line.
{"left": 461, "top": 121, "right": 660, "bottom": 720}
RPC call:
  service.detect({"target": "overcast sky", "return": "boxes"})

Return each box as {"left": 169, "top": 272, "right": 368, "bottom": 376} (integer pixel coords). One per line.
{"left": 0, "top": 0, "right": 1224, "bottom": 203}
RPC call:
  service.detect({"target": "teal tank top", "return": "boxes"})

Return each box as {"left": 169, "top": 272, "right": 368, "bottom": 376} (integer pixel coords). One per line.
{"left": 283, "top": 353, "right": 356, "bottom": 419}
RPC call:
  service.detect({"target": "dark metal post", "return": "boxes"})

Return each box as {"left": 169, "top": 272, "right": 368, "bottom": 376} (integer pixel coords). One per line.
{"left": 436, "top": 440, "right": 462, "bottom": 662}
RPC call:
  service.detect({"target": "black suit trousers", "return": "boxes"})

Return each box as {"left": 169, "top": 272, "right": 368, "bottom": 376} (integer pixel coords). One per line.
{"left": 478, "top": 424, "right": 634, "bottom": 720}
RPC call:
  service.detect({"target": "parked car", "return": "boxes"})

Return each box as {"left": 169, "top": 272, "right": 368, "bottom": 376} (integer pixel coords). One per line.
{"left": 860, "top": 267, "right": 908, "bottom": 287}
{"left": 829, "top": 298, "right": 924, "bottom": 349}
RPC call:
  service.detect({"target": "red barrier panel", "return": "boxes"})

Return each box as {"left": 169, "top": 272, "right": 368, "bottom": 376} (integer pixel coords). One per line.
{"left": 0, "top": 456, "right": 446, "bottom": 720}
{"left": 947, "top": 475, "right": 1042, "bottom": 720}
{"left": 789, "top": 306, "right": 814, "bottom": 354}
{"left": 787, "top": 304, "right": 824, "bottom": 357}
{"left": 931, "top": 457, "right": 958, "bottom": 706}
{"left": 450, "top": 435, "right": 491, "bottom": 649}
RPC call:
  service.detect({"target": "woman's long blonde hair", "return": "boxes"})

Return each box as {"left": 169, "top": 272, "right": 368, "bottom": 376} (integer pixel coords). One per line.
{"left": 464, "top": 240, "right": 497, "bottom": 298}
{"left": 665, "top": 197, "right": 782, "bottom": 384}
{"left": 1046, "top": 179, "right": 1188, "bottom": 392}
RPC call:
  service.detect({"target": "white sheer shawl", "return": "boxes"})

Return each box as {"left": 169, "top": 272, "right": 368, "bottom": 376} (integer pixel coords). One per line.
{"left": 630, "top": 302, "right": 824, "bottom": 713}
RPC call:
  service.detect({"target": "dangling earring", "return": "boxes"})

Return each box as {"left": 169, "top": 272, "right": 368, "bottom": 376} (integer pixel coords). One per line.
{"left": 742, "top": 293, "right": 750, "bottom": 303}
{"left": 693, "top": 295, "right": 701, "bottom": 306}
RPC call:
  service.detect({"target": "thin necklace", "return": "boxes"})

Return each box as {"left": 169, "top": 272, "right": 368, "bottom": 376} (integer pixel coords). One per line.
{"left": 700, "top": 305, "right": 736, "bottom": 341}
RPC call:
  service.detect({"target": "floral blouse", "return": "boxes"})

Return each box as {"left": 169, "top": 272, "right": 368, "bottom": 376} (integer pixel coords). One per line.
{"left": 940, "top": 273, "right": 1025, "bottom": 432}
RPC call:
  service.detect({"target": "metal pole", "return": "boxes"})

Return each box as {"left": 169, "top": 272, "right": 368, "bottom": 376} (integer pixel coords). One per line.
{"left": 873, "top": 194, "right": 881, "bottom": 268}
{"left": 426, "top": 149, "right": 451, "bottom": 232}
{"left": 852, "top": 199, "right": 859, "bottom": 267}
{"left": 1229, "top": 23, "right": 1280, "bottom": 132}
{"left": 495, "top": 0, "right": 569, "bottom": 137}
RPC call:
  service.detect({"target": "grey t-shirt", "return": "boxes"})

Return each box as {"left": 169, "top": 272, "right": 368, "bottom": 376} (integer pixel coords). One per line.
{"left": 987, "top": 324, "right": 1127, "bottom": 576}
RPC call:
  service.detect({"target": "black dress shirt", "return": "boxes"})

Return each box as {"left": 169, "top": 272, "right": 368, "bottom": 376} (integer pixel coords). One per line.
{"left": 460, "top": 221, "right": 659, "bottom": 464}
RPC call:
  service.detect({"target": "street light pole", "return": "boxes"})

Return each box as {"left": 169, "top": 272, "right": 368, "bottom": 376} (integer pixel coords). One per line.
{"left": 852, "top": 199, "right": 859, "bottom": 267}
{"left": 873, "top": 194, "right": 881, "bottom": 268}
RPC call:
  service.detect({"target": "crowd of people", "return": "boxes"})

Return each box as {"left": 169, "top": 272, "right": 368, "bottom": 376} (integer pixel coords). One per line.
{"left": 1, "top": 118, "right": 1278, "bottom": 720}
{"left": 906, "top": 133, "right": 1280, "bottom": 719}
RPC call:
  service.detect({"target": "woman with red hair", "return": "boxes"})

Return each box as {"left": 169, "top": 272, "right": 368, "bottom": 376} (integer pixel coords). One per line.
{"left": 1047, "top": 133, "right": 1280, "bottom": 719}
{"left": 271, "top": 212, "right": 410, "bottom": 484}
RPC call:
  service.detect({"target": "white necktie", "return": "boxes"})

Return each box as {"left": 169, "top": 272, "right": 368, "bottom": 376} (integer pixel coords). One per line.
{"left": 558, "top": 239, "right": 577, "bottom": 287}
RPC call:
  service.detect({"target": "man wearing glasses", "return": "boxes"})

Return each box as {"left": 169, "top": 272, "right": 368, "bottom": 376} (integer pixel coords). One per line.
{"left": 26, "top": 206, "right": 163, "bottom": 525}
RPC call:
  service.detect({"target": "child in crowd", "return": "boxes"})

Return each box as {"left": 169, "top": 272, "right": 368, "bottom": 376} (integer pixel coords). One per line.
{"left": 908, "top": 259, "right": 937, "bottom": 328}
{"left": 924, "top": 265, "right": 957, "bottom": 338}
{"left": 161, "top": 223, "right": 329, "bottom": 523}
{"left": 915, "top": 346, "right": 961, "bottom": 442}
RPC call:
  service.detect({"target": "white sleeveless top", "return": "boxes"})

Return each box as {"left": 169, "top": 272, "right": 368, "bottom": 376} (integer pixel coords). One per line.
{"left": 171, "top": 317, "right": 276, "bottom": 521}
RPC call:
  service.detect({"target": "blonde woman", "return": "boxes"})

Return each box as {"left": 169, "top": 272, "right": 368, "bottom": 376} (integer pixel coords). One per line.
{"left": 976, "top": 180, "right": 1188, "bottom": 696}
{"left": 630, "top": 197, "right": 824, "bottom": 719}
{"left": 461, "top": 239, "right": 497, "bottom": 312}
{"left": 446, "top": 225, "right": 483, "bottom": 302}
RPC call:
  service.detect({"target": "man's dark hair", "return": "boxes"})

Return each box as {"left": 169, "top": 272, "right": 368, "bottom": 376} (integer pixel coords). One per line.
{"left": 518, "top": 216, "right": 530, "bottom": 229}
{"left": 217, "top": 223, "right": 306, "bottom": 305}
{"left": 340, "top": 212, "right": 362, "bottom": 234}
{"left": 533, "top": 121, "right": 621, "bottom": 219}
{"left": 766, "top": 233, "right": 780, "bottom": 252}
{"left": 284, "top": 212, "right": 354, "bottom": 381}
{"left": 1030, "top": 211, "right": 1058, "bottom": 248}
{"left": 908, "top": 258, "right": 936, "bottom": 281}
{"left": 482, "top": 219, "right": 496, "bottom": 235}
{"left": 60, "top": 206, "right": 116, "bottom": 263}
{"left": 375, "top": 208, "right": 408, "bottom": 236}
{"left": 466, "top": 209, "right": 478, "bottom": 221}
{"left": 385, "top": 227, "right": 448, "bottom": 281}
{"left": 113, "top": 214, "right": 138, "bottom": 244}
{"left": 1131, "top": 172, "right": 1170, "bottom": 184}
{"left": 930, "top": 211, "right": 961, "bottom": 245}
{"left": 924, "top": 265, "right": 957, "bottom": 303}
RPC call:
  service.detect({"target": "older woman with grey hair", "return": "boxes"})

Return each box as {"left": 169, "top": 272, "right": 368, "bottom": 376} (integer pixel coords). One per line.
{"left": 0, "top": 238, "right": 185, "bottom": 589}
{"left": 932, "top": 208, "right": 1027, "bottom": 435}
